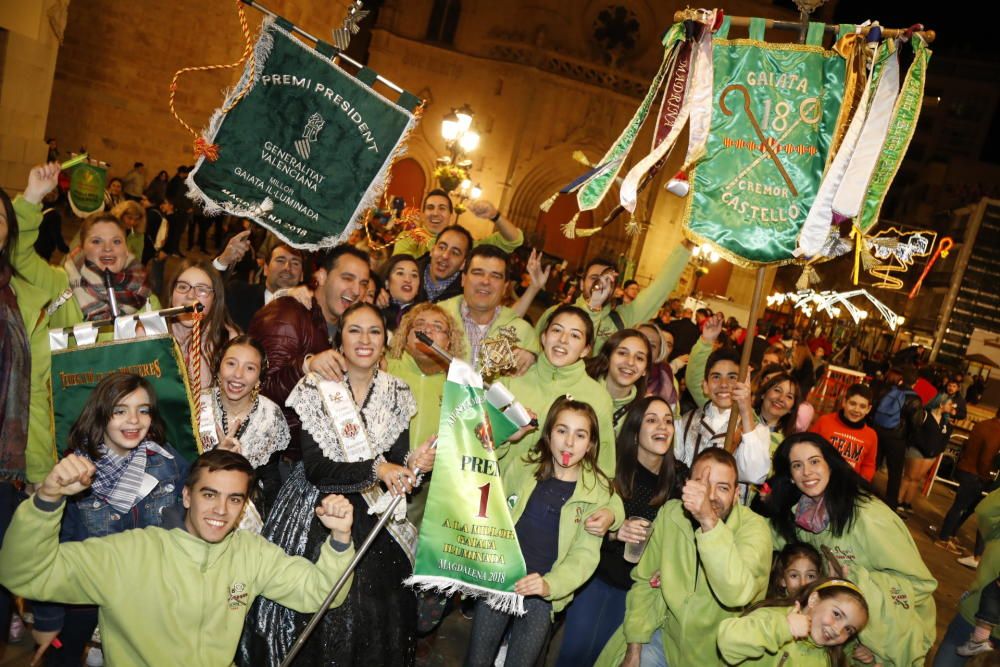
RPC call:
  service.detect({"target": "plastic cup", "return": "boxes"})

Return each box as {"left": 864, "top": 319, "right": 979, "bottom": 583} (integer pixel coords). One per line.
{"left": 623, "top": 517, "right": 653, "bottom": 564}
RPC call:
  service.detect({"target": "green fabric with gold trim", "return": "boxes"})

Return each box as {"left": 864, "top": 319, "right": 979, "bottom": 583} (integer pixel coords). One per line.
{"left": 68, "top": 163, "right": 107, "bottom": 217}
{"left": 50, "top": 334, "right": 201, "bottom": 462}
{"left": 684, "top": 17, "right": 850, "bottom": 266}
{"left": 190, "top": 18, "right": 421, "bottom": 250}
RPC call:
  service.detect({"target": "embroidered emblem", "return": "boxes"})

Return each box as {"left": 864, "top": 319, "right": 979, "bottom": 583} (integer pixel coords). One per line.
{"left": 890, "top": 586, "right": 910, "bottom": 610}
{"left": 507, "top": 494, "right": 518, "bottom": 510}
{"left": 228, "top": 582, "right": 249, "bottom": 609}
{"left": 574, "top": 507, "right": 583, "bottom": 524}
{"left": 474, "top": 420, "right": 495, "bottom": 453}
{"left": 343, "top": 421, "right": 359, "bottom": 438}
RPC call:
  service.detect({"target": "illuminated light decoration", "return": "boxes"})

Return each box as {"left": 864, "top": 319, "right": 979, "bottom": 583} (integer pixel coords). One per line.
{"left": 864, "top": 227, "right": 937, "bottom": 290}
{"left": 767, "top": 288, "right": 904, "bottom": 331}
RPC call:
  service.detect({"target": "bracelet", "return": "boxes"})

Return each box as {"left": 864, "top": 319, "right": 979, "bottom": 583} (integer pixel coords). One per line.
{"left": 490, "top": 210, "right": 501, "bottom": 223}
{"left": 371, "top": 454, "right": 386, "bottom": 484}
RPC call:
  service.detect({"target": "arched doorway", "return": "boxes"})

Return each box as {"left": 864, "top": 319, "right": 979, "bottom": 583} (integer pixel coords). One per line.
{"left": 536, "top": 194, "right": 593, "bottom": 271}
{"left": 387, "top": 158, "right": 426, "bottom": 209}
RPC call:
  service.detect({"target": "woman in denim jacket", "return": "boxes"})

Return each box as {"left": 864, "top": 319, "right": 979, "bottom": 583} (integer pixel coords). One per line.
{"left": 32, "top": 373, "right": 188, "bottom": 665}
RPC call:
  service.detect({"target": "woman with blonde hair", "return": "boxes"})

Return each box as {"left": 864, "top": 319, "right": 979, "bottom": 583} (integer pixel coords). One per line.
{"left": 111, "top": 199, "right": 146, "bottom": 262}
{"left": 386, "top": 302, "right": 464, "bottom": 526}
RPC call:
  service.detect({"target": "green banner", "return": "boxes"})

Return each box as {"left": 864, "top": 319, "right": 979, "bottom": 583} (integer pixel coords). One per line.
{"left": 68, "top": 162, "right": 107, "bottom": 218}
{"left": 50, "top": 335, "right": 201, "bottom": 462}
{"left": 684, "top": 18, "right": 848, "bottom": 266}
{"left": 190, "top": 19, "right": 421, "bottom": 250}
{"left": 406, "top": 361, "right": 526, "bottom": 614}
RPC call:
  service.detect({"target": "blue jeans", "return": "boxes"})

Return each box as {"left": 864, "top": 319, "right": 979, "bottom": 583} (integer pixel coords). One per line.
{"left": 640, "top": 628, "right": 670, "bottom": 667}
{"left": 555, "top": 576, "right": 627, "bottom": 667}
{"left": 933, "top": 613, "right": 996, "bottom": 666}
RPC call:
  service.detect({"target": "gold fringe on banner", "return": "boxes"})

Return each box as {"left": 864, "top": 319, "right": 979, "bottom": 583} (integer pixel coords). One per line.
{"left": 539, "top": 192, "right": 558, "bottom": 213}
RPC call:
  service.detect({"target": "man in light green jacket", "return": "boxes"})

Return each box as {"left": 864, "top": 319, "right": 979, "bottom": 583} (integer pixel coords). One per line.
{"left": 0, "top": 449, "right": 355, "bottom": 667}
{"left": 438, "top": 245, "right": 539, "bottom": 375}
{"left": 597, "top": 448, "right": 772, "bottom": 667}
{"left": 392, "top": 191, "right": 523, "bottom": 258}
{"left": 535, "top": 242, "right": 692, "bottom": 353}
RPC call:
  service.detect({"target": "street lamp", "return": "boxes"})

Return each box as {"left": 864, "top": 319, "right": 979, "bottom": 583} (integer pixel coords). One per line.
{"left": 452, "top": 179, "right": 482, "bottom": 217}
{"left": 690, "top": 242, "right": 720, "bottom": 296}
{"left": 437, "top": 104, "right": 480, "bottom": 171}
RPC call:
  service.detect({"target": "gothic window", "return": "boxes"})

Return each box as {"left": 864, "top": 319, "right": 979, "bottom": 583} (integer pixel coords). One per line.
{"left": 426, "top": 0, "right": 461, "bottom": 45}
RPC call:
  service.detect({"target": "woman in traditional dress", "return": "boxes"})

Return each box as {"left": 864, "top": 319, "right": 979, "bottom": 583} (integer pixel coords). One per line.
{"left": 199, "top": 334, "right": 290, "bottom": 519}
{"left": 239, "top": 302, "right": 436, "bottom": 667}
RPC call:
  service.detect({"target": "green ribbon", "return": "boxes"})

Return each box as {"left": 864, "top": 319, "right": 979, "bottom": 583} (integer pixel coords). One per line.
{"left": 576, "top": 23, "right": 685, "bottom": 211}
{"left": 858, "top": 37, "right": 931, "bottom": 232}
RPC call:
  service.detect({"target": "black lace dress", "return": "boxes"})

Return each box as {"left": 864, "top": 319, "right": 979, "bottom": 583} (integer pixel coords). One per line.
{"left": 238, "top": 372, "right": 418, "bottom": 666}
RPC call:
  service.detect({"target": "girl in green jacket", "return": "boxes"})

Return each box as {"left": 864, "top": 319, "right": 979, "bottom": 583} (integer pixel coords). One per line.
{"left": 718, "top": 578, "right": 869, "bottom": 666}
{"left": 464, "top": 396, "right": 615, "bottom": 667}
{"left": 585, "top": 328, "right": 652, "bottom": 435}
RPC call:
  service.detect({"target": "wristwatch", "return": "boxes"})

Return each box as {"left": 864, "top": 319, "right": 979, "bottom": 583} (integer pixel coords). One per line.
{"left": 490, "top": 210, "right": 501, "bottom": 223}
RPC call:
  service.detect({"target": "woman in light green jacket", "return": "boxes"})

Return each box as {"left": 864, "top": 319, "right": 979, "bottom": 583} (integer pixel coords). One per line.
{"left": 585, "top": 328, "right": 652, "bottom": 436}
{"left": 386, "top": 302, "right": 465, "bottom": 527}
{"left": 464, "top": 396, "right": 616, "bottom": 666}
{"left": 9, "top": 164, "right": 160, "bottom": 482}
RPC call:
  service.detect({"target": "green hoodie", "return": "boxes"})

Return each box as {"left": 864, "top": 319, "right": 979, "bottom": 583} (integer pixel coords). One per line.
{"left": 499, "top": 354, "right": 617, "bottom": 476}
{"left": 596, "top": 500, "right": 772, "bottom": 667}
{"left": 438, "top": 295, "right": 540, "bottom": 367}
{"left": 535, "top": 245, "right": 691, "bottom": 352}
{"left": 502, "top": 447, "right": 616, "bottom": 614}
{"left": 773, "top": 498, "right": 937, "bottom": 665}
{"left": 718, "top": 606, "right": 838, "bottom": 666}
{"left": 387, "top": 351, "right": 446, "bottom": 527}
{"left": 960, "top": 488, "right": 1000, "bottom": 639}
{"left": 0, "top": 497, "right": 354, "bottom": 666}
{"left": 11, "top": 197, "right": 161, "bottom": 482}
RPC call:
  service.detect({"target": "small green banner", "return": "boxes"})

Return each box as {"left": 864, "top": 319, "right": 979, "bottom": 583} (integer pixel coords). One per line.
{"left": 50, "top": 334, "right": 201, "bottom": 462}
{"left": 190, "top": 19, "right": 421, "bottom": 249}
{"left": 68, "top": 162, "right": 107, "bottom": 218}
{"left": 406, "top": 361, "right": 526, "bottom": 615}
{"left": 684, "top": 17, "right": 848, "bottom": 265}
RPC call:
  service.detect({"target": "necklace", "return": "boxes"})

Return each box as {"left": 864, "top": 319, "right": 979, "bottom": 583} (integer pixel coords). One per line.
{"left": 215, "top": 386, "right": 258, "bottom": 439}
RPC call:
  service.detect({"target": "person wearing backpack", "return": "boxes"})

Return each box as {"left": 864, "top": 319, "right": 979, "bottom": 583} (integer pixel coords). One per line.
{"left": 872, "top": 366, "right": 924, "bottom": 514}
{"left": 900, "top": 392, "right": 954, "bottom": 518}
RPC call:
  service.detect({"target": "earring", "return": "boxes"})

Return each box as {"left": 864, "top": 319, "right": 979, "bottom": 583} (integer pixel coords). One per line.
{"left": 250, "top": 382, "right": 260, "bottom": 404}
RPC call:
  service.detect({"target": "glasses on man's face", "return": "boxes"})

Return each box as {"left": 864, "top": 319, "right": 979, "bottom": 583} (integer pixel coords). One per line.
{"left": 174, "top": 281, "right": 214, "bottom": 298}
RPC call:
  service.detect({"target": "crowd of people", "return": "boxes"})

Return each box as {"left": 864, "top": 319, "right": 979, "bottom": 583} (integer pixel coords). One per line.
{"left": 0, "top": 159, "right": 998, "bottom": 666}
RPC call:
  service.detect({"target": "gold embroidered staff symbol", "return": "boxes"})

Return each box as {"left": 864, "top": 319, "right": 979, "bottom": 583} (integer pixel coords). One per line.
{"left": 478, "top": 326, "right": 519, "bottom": 381}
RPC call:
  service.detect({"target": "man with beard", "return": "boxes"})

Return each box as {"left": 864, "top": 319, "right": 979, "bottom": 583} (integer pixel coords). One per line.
{"left": 249, "top": 245, "right": 371, "bottom": 450}
{"left": 392, "top": 190, "right": 523, "bottom": 258}
{"left": 596, "top": 448, "right": 771, "bottom": 667}
{"left": 439, "top": 245, "right": 539, "bottom": 376}
{"left": 225, "top": 243, "right": 305, "bottom": 330}
{"left": 535, "top": 242, "right": 692, "bottom": 353}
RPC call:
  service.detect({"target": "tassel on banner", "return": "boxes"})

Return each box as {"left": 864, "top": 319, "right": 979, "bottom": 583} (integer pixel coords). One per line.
{"left": 575, "top": 224, "right": 604, "bottom": 238}
{"left": 561, "top": 212, "right": 580, "bottom": 239}
{"left": 796, "top": 265, "right": 821, "bottom": 291}
{"left": 539, "top": 192, "right": 559, "bottom": 213}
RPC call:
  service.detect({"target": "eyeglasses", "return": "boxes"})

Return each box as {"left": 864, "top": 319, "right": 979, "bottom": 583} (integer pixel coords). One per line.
{"left": 174, "top": 281, "right": 215, "bottom": 298}
{"left": 413, "top": 320, "right": 449, "bottom": 335}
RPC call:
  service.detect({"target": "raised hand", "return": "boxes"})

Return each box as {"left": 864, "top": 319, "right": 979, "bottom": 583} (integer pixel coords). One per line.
{"left": 24, "top": 162, "right": 61, "bottom": 205}
{"left": 787, "top": 601, "right": 811, "bottom": 639}
{"left": 315, "top": 494, "right": 353, "bottom": 544}
{"left": 38, "top": 454, "right": 96, "bottom": 502}
{"left": 681, "top": 465, "right": 718, "bottom": 531}
{"left": 526, "top": 249, "right": 551, "bottom": 289}
{"left": 217, "top": 230, "right": 253, "bottom": 269}
{"left": 701, "top": 312, "right": 725, "bottom": 343}
{"left": 588, "top": 270, "right": 617, "bottom": 311}
{"left": 467, "top": 199, "right": 499, "bottom": 220}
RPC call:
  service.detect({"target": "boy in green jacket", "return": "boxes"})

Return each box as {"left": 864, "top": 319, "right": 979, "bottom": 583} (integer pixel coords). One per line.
{"left": 0, "top": 449, "right": 356, "bottom": 667}
{"left": 596, "top": 448, "right": 772, "bottom": 667}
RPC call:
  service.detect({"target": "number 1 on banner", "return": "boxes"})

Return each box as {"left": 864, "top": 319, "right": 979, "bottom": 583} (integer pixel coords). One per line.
{"left": 476, "top": 483, "right": 490, "bottom": 519}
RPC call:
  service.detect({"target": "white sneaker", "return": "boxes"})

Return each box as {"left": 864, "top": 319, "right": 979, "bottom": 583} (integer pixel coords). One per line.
{"left": 85, "top": 647, "right": 104, "bottom": 667}
{"left": 957, "top": 555, "right": 981, "bottom": 569}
